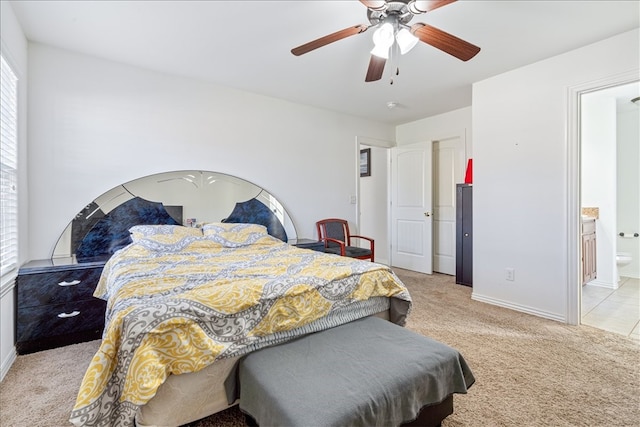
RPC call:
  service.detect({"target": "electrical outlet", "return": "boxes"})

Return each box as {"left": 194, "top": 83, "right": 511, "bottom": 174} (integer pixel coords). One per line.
{"left": 349, "top": 195, "right": 357, "bottom": 204}
{"left": 505, "top": 268, "right": 515, "bottom": 281}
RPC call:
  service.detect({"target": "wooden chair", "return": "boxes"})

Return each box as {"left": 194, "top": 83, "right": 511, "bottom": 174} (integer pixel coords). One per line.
{"left": 316, "top": 218, "right": 375, "bottom": 262}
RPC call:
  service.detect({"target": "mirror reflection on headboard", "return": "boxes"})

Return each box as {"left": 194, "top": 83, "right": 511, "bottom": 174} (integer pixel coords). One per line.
{"left": 52, "top": 170, "right": 297, "bottom": 260}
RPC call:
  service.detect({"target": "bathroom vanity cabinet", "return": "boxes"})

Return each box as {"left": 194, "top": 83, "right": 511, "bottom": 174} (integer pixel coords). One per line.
{"left": 582, "top": 218, "right": 597, "bottom": 285}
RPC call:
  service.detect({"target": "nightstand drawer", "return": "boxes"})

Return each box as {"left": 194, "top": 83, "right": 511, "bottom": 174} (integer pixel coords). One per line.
{"left": 16, "top": 298, "right": 106, "bottom": 342}
{"left": 17, "top": 267, "right": 103, "bottom": 307}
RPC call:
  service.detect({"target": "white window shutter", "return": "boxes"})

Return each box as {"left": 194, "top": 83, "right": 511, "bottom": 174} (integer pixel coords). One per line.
{"left": 1, "top": 54, "right": 19, "bottom": 277}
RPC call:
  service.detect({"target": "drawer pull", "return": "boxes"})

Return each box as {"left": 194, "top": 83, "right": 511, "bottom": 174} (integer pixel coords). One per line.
{"left": 57, "top": 311, "right": 81, "bottom": 318}
{"left": 58, "top": 280, "right": 81, "bottom": 287}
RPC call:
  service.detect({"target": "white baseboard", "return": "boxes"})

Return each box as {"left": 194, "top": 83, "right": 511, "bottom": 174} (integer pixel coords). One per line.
{"left": 471, "top": 292, "right": 566, "bottom": 323}
{"left": 0, "top": 347, "right": 16, "bottom": 382}
{"left": 587, "top": 279, "right": 619, "bottom": 290}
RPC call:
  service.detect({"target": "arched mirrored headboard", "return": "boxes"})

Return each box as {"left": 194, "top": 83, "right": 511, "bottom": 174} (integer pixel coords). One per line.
{"left": 52, "top": 170, "right": 297, "bottom": 261}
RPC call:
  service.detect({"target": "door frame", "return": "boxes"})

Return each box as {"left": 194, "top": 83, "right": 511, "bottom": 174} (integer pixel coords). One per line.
{"left": 566, "top": 69, "right": 639, "bottom": 325}
{"left": 356, "top": 136, "right": 394, "bottom": 264}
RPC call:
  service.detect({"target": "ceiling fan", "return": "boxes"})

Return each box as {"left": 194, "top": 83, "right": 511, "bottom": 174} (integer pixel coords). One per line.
{"left": 291, "top": 0, "right": 480, "bottom": 82}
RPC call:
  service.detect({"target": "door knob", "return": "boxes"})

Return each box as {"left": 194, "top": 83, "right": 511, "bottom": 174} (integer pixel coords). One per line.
{"left": 424, "top": 212, "right": 431, "bottom": 217}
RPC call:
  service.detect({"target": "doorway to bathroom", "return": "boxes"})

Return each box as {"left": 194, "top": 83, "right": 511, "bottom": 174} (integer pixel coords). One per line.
{"left": 578, "top": 80, "right": 639, "bottom": 339}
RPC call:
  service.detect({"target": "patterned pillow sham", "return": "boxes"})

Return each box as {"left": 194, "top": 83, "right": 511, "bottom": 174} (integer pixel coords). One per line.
{"left": 202, "top": 222, "right": 273, "bottom": 247}
{"left": 129, "top": 225, "right": 204, "bottom": 251}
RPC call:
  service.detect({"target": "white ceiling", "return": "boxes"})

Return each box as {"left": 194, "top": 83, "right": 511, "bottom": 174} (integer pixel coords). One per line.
{"left": 8, "top": 0, "right": 640, "bottom": 125}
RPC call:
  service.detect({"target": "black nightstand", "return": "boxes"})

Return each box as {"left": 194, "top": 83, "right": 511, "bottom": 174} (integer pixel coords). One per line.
{"left": 15, "top": 257, "right": 108, "bottom": 354}
{"left": 291, "top": 238, "right": 325, "bottom": 253}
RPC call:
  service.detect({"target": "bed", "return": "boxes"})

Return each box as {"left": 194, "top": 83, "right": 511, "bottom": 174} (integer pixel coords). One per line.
{"left": 69, "top": 222, "right": 412, "bottom": 427}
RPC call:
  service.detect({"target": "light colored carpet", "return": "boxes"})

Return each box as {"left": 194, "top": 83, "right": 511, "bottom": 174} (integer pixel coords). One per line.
{"left": 1, "top": 269, "right": 638, "bottom": 426}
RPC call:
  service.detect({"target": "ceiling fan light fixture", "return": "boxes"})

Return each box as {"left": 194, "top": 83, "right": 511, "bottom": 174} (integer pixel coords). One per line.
{"left": 396, "top": 28, "right": 419, "bottom": 54}
{"left": 372, "top": 22, "right": 394, "bottom": 47}
{"left": 370, "top": 44, "right": 390, "bottom": 59}
{"left": 371, "top": 22, "right": 394, "bottom": 59}
{"left": 407, "top": 0, "right": 428, "bottom": 14}
{"left": 291, "top": 1, "right": 480, "bottom": 83}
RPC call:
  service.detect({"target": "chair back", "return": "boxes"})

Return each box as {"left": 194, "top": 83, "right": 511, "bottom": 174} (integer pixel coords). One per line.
{"left": 316, "top": 219, "right": 350, "bottom": 248}
{"left": 315, "top": 218, "right": 374, "bottom": 262}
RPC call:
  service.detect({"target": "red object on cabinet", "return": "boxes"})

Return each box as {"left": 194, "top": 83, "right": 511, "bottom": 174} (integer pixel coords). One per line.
{"left": 464, "top": 159, "right": 473, "bottom": 184}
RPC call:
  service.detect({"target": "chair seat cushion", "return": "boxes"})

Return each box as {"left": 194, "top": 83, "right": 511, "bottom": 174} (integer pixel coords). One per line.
{"left": 324, "top": 245, "right": 372, "bottom": 258}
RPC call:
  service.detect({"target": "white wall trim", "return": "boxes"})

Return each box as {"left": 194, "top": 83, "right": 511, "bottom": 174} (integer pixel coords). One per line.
{"left": 566, "top": 68, "right": 640, "bottom": 325}
{"left": 0, "top": 272, "right": 16, "bottom": 383}
{"left": 472, "top": 292, "right": 566, "bottom": 323}
{"left": 355, "top": 137, "right": 363, "bottom": 231}
{"left": 0, "top": 275, "right": 16, "bottom": 383}
{"left": 0, "top": 348, "right": 16, "bottom": 382}
{"left": 356, "top": 135, "right": 396, "bottom": 149}
{"left": 586, "top": 279, "right": 619, "bottom": 290}
{"left": 356, "top": 136, "right": 394, "bottom": 265}
{"left": 0, "top": 273, "right": 16, "bottom": 297}
{"left": 566, "top": 81, "right": 582, "bottom": 326}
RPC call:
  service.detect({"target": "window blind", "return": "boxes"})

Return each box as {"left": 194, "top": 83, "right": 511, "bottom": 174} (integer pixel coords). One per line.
{"left": 1, "top": 54, "right": 18, "bottom": 277}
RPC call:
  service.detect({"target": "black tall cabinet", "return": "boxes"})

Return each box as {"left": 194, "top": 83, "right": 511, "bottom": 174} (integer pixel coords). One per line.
{"left": 456, "top": 184, "right": 473, "bottom": 287}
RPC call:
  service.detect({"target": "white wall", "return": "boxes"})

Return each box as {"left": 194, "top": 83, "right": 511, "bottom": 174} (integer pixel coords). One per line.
{"left": 617, "top": 104, "right": 640, "bottom": 279}
{"left": 27, "top": 43, "right": 395, "bottom": 260}
{"left": 581, "top": 95, "right": 617, "bottom": 288}
{"left": 472, "top": 29, "right": 639, "bottom": 321}
{"left": 0, "top": 0, "right": 28, "bottom": 382}
{"left": 397, "top": 106, "right": 472, "bottom": 154}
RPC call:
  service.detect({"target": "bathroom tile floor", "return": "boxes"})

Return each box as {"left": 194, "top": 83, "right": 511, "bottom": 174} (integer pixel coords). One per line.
{"left": 582, "top": 277, "right": 640, "bottom": 341}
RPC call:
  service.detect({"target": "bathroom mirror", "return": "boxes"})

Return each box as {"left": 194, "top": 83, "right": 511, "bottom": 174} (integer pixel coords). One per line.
{"left": 52, "top": 170, "right": 297, "bottom": 260}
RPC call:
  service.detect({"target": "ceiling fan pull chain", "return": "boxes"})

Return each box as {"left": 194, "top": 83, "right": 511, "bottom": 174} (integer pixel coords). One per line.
{"left": 389, "top": 44, "right": 400, "bottom": 85}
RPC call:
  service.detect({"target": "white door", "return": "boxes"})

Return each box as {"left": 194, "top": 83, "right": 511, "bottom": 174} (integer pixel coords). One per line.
{"left": 391, "top": 142, "right": 433, "bottom": 274}
{"left": 433, "top": 137, "right": 466, "bottom": 275}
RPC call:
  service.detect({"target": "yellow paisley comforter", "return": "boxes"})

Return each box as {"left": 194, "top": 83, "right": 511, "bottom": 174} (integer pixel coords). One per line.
{"left": 70, "top": 232, "right": 411, "bottom": 427}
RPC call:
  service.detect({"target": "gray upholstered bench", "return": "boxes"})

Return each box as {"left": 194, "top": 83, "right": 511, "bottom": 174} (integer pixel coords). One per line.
{"left": 238, "top": 316, "right": 475, "bottom": 427}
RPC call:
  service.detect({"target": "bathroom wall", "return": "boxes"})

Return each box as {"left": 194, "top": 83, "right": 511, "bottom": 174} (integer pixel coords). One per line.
{"left": 617, "top": 97, "right": 640, "bottom": 279}
{"left": 581, "top": 81, "right": 640, "bottom": 286}
{"left": 581, "top": 94, "right": 617, "bottom": 288}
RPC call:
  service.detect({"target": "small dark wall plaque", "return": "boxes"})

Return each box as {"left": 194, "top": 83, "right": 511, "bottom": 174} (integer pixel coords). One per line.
{"left": 360, "top": 148, "right": 371, "bottom": 177}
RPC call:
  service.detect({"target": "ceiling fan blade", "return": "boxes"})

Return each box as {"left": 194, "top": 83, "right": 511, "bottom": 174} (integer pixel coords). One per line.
{"left": 411, "top": 23, "right": 480, "bottom": 61}
{"left": 365, "top": 55, "right": 386, "bottom": 82}
{"left": 359, "top": 0, "right": 387, "bottom": 11}
{"left": 410, "top": 0, "right": 457, "bottom": 13}
{"left": 291, "top": 25, "right": 368, "bottom": 56}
